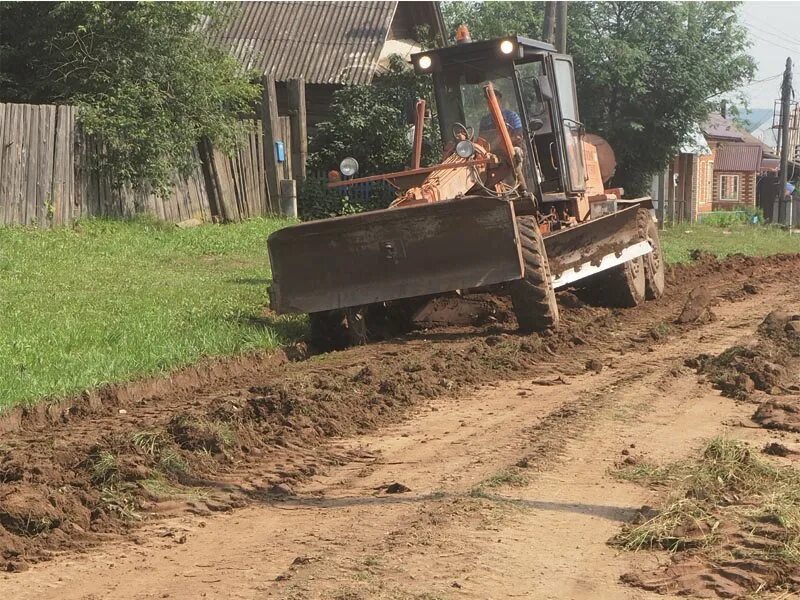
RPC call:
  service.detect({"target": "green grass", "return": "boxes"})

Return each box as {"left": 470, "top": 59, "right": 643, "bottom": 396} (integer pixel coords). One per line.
{"left": 0, "top": 216, "right": 303, "bottom": 411}
{"left": 661, "top": 223, "right": 800, "bottom": 264}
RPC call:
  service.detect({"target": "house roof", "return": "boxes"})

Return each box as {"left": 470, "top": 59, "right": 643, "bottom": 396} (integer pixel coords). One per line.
{"left": 206, "top": 1, "right": 445, "bottom": 86}
{"left": 680, "top": 126, "right": 712, "bottom": 155}
{"left": 715, "top": 144, "right": 764, "bottom": 172}
{"left": 702, "top": 113, "right": 779, "bottom": 159}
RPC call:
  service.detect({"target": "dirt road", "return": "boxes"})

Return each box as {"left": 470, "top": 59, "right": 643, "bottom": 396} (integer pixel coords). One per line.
{"left": 2, "top": 254, "right": 799, "bottom": 599}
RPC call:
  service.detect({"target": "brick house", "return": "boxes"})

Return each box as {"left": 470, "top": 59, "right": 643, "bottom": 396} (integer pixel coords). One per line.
{"left": 701, "top": 113, "right": 777, "bottom": 212}
{"left": 661, "top": 114, "right": 779, "bottom": 222}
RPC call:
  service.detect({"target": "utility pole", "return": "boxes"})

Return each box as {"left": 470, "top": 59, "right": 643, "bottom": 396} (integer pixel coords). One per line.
{"left": 542, "top": 2, "right": 556, "bottom": 45}
{"left": 774, "top": 57, "right": 793, "bottom": 225}
{"left": 555, "top": 2, "right": 568, "bottom": 53}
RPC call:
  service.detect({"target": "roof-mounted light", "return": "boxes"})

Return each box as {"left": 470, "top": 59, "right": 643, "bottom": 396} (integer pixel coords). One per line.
{"left": 500, "top": 40, "right": 515, "bottom": 55}
{"left": 418, "top": 55, "right": 432, "bottom": 70}
{"left": 455, "top": 24, "right": 472, "bottom": 44}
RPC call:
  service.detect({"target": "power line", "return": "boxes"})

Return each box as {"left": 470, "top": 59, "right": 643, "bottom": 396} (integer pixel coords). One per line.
{"left": 746, "top": 28, "right": 800, "bottom": 55}
{"left": 743, "top": 16, "right": 799, "bottom": 48}
{"left": 744, "top": 20, "right": 799, "bottom": 48}
{"left": 741, "top": 72, "right": 783, "bottom": 88}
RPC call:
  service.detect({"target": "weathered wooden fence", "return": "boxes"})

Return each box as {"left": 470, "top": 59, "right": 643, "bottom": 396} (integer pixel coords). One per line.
{"left": 0, "top": 102, "right": 292, "bottom": 227}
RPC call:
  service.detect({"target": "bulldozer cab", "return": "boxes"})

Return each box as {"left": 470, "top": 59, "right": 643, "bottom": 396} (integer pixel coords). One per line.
{"left": 412, "top": 36, "right": 587, "bottom": 201}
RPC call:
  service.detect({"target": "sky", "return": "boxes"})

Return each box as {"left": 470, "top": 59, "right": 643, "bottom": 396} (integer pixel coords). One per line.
{"left": 739, "top": 1, "right": 800, "bottom": 109}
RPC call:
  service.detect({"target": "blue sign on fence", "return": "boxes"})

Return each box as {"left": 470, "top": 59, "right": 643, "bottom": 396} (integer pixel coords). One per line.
{"left": 275, "top": 141, "right": 285, "bottom": 163}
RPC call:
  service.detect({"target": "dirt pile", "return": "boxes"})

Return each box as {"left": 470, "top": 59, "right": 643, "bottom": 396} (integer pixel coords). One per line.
{"left": 616, "top": 438, "right": 800, "bottom": 598}
{"left": 622, "top": 551, "right": 800, "bottom": 598}
{"left": 691, "top": 311, "right": 800, "bottom": 400}
{"left": 690, "top": 311, "right": 800, "bottom": 435}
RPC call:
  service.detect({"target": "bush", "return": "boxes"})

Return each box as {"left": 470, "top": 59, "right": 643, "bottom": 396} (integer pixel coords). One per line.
{"left": 299, "top": 177, "right": 395, "bottom": 221}
{"left": 699, "top": 205, "right": 764, "bottom": 227}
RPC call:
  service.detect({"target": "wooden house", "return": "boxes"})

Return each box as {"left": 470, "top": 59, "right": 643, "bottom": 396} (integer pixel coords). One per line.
{"left": 207, "top": 1, "right": 446, "bottom": 129}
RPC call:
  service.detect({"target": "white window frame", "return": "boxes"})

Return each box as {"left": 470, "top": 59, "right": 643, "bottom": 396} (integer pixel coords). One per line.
{"left": 720, "top": 173, "right": 740, "bottom": 201}
{"left": 705, "top": 161, "right": 714, "bottom": 203}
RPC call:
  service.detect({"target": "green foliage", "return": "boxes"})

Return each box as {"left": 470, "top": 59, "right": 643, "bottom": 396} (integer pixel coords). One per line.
{"left": 0, "top": 217, "right": 303, "bottom": 411}
{"left": 0, "top": 2, "right": 259, "bottom": 193}
{"left": 298, "top": 177, "right": 393, "bottom": 221}
{"left": 305, "top": 56, "right": 439, "bottom": 216}
{"left": 698, "top": 205, "right": 763, "bottom": 227}
{"left": 442, "top": 1, "right": 756, "bottom": 194}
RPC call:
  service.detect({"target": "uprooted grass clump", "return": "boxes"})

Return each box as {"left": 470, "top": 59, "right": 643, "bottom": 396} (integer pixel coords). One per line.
{"left": 615, "top": 438, "right": 800, "bottom": 563}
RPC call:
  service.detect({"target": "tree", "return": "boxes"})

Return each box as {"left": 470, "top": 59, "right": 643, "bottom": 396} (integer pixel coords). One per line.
{"left": 442, "top": 1, "right": 755, "bottom": 193}
{"left": 0, "top": 2, "right": 259, "bottom": 192}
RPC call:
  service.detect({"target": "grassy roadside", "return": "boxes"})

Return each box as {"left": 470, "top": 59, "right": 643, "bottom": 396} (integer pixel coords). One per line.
{"left": 1, "top": 218, "right": 799, "bottom": 411}
{"left": 0, "top": 217, "right": 302, "bottom": 411}
{"left": 661, "top": 222, "right": 800, "bottom": 264}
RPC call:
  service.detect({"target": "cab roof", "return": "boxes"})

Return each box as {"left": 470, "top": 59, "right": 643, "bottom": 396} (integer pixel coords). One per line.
{"left": 411, "top": 35, "right": 557, "bottom": 68}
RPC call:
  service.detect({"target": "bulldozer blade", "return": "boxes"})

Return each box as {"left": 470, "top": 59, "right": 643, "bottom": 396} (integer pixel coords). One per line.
{"left": 543, "top": 206, "right": 651, "bottom": 289}
{"left": 268, "top": 197, "right": 523, "bottom": 314}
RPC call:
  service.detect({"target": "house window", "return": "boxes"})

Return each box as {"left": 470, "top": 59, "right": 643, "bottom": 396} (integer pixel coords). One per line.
{"left": 720, "top": 174, "right": 739, "bottom": 201}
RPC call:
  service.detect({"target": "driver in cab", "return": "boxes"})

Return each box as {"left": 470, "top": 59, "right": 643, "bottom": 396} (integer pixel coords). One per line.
{"left": 478, "top": 89, "right": 523, "bottom": 148}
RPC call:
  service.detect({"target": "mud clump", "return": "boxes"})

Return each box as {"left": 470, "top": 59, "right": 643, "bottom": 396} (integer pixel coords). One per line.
{"left": 753, "top": 398, "right": 800, "bottom": 433}
{"left": 0, "top": 484, "right": 64, "bottom": 535}
{"left": 675, "top": 286, "right": 715, "bottom": 324}
{"left": 167, "top": 415, "right": 233, "bottom": 454}
{"left": 763, "top": 441, "right": 798, "bottom": 457}
{"left": 691, "top": 311, "right": 800, "bottom": 401}
{"left": 721, "top": 281, "right": 761, "bottom": 302}
{"left": 622, "top": 554, "right": 800, "bottom": 598}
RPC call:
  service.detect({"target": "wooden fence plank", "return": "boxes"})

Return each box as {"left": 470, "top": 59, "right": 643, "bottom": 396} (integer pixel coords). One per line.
{"left": 5, "top": 103, "right": 18, "bottom": 225}
{"left": 24, "top": 105, "right": 40, "bottom": 225}
{"left": 37, "top": 105, "right": 56, "bottom": 227}
{"left": 0, "top": 102, "right": 9, "bottom": 225}
{"left": 9, "top": 103, "right": 23, "bottom": 225}
{"left": 287, "top": 77, "right": 307, "bottom": 184}
{"left": 15, "top": 103, "right": 30, "bottom": 225}
{"left": 51, "top": 105, "right": 66, "bottom": 226}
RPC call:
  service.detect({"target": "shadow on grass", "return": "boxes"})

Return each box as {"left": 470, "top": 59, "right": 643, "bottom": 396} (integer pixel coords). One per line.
{"left": 238, "top": 313, "right": 308, "bottom": 345}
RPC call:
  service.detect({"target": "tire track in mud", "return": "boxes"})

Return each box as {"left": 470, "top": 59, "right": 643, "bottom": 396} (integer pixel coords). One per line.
{"left": 1, "top": 253, "right": 799, "bottom": 579}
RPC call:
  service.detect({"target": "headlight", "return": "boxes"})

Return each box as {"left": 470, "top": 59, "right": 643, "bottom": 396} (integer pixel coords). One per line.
{"left": 500, "top": 40, "right": 514, "bottom": 55}
{"left": 455, "top": 140, "right": 475, "bottom": 159}
{"left": 339, "top": 157, "right": 359, "bottom": 177}
{"left": 418, "top": 55, "right": 432, "bottom": 70}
